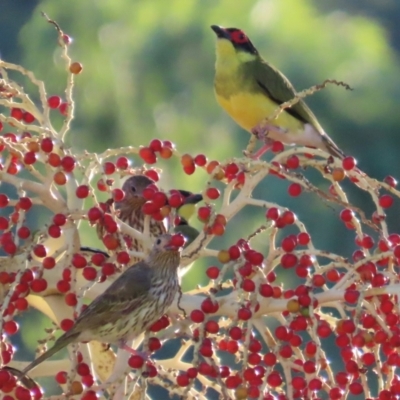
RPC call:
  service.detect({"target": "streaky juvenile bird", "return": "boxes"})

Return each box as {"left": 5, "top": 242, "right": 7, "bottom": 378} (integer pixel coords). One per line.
{"left": 18, "top": 233, "right": 182, "bottom": 377}
{"left": 97, "top": 175, "right": 202, "bottom": 257}
{"left": 211, "top": 25, "right": 345, "bottom": 159}
{"left": 114, "top": 175, "right": 166, "bottom": 255}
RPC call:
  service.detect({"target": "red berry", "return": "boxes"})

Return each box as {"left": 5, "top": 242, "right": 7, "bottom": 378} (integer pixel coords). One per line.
{"left": 76, "top": 362, "right": 90, "bottom": 376}
{"left": 15, "top": 298, "right": 28, "bottom": 311}
{"left": 238, "top": 307, "right": 252, "bottom": 320}
{"left": 11, "top": 107, "right": 23, "bottom": 120}
{"left": 18, "top": 197, "right": 33, "bottom": 211}
{"left": 88, "top": 207, "right": 103, "bottom": 222}
{"left": 170, "top": 233, "right": 185, "bottom": 248}
{"left": 60, "top": 318, "right": 74, "bottom": 331}
{"left": 152, "top": 191, "right": 167, "bottom": 208}
{"left": 176, "top": 373, "right": 190, "bottom": 387}
{"left": 148, "top": 337, "right": 161, "bottom": 352}
{"left": 281, "top": 253, "right": 298, "bottom": 268}
{"left": 53, "top": 213, "right": 67, "bottom": 226}
{"left": 201, "top": 298, "right": 219, "bottom": 314}
{"left": 55, "top": 371, "right": 68, "bottom": 384}
{"left": 128, "top": 355, "right": 144, "bottom": 369}
{"left": 65, "top": 292, "right": 77, "bottom": 306}
{"left": 288, "top": 183, "right": 302, "bottom": 197}
{"left": 116, "top": 251, "right": 130, "bottom": 265}
{"left": 259, "top": 284, "right": 273, "bottom": 297}
{"left": 297, "top": 232, "right": 310, "bottom": 245}
{"left": 149, "top": 139, "right": 162, "bottom": 152}
{"left": 384, "top": 175, "right": 397, "bottom": 187}
{"left": 198, "top": 206, "right": 211, "bottom": 222}
{"left": 286, "top": 155, "right": 300, "bottom": 169}
{"left": 48, "top": 95, "right": 62, "bottom": 109}
{"left": 116, "top": 156, "right": 130, "bottom": 170}
{"left": 72, "top": 253, "right": 87, "bottom": 269}
{"left": 190, "top": 309, "right": 205, "bottom": 323}
{"left": 61, "top": 156, "right": 75, "bottom": 172}
{"left": 0, "top": 194, "right": 9, "bottom": 207}
{"left": 266, "top": 207, "right": 280, "bottom": 221}
{"left": 103, "top": 162, "right": 115, "bottom": 175}
{"left": 33, "top": 244, "right": 47, "bottom": 257}
{"left": 139, "top": 147, "right": 157, "bottom": 164}
{"left": 41, "top": 137, "right": 54, "bottom": 152}
{"left": 83, "top": 266, "right": 97, "bottom": 281}
{"left": 267, "top": 372, "right": 283, "bottom": 387}
{"left": 42, "top": 257, "right": 56, "bottom": 270}
{"left": 59, "top": 102, "right": 68, "bottom": 116}
{"left": 3, "top": 320, "right": 18, "bottom": 335}
{"left": 76, "top": 185, "right": 90, "bottom": 199}
{"left": 228, "top": 245, "right": 241, "bottom": 260}
{"left": 0, "top": 217, "right": 9, "bottom": 230}
{"left": 205, "top": 320, "right": 219, "bottom": 333}
{"left": 379, "top": 194, "right": 393, "bottom": 208}
{"left": 206, "top": 266, "right": 219, "bottom": 279}
{"left": 23, "top": 112, "right": 35, "bottom": 123}
{"left": 30, "top": 278, "right": 48, "bottom": 292}
{"left": 242, "top": 279, "right": 255, "bottom": 292}
{"left": 103, "top": 234, "right": 119, "bottom": 250}
{"left": 24, "top": 151, "right": 36, "bottom": 165}
{"left": 340, "top": 208, "right": 354, "bottom": 222}
{"left": 17, "top": 226, "right": 31, "bottom": 240}
{"left": 271, "top": 141, "right": 284, "bottom": 153}
{"left": 206, "top": 187, "right": 220, "bottom": 200}
{"left": 194, "top": 154, "right": 207, "bottom": 166}
{"left": 281, "top": 236, "right": 297, "bottom": 252}
{"left": 57, "top": 280, "right": 71, "bottom": 293}
{"left": 342, "top": 156, "right": 356, "bottom": 170}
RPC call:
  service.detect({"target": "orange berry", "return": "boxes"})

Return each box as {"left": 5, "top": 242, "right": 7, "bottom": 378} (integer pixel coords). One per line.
{"left": 217, "top": 250, "right": 230, "bottom": 263}
{"left": 70, "top": 62, "right": 83, "bottom": 74}
{"left": 287, "top": 299, "right": 300, "bottom": 313}
{"left": 332, "top": 168, "right": 345, "bottom": 182}
{"left": 159, "top": 147, "right": 173, "bottom": 159}
{"left": 54, "top": 171, "right": 67, "bottom": 185}
{"left": 181, "top": 154, "right": 194, "bottom": 168}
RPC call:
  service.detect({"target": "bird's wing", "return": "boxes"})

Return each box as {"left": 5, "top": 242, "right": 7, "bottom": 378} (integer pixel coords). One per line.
{"left": 73, "top": 262, "right": 152, "bottom": 331}
{"left": 252, "top": 59, "right": 322, "bottom": 129}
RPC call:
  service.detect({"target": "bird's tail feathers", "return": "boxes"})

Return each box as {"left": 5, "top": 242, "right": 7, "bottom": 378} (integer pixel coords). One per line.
{"left": 20, "top": 333, "right": 76, "bottom": 377}
{"left": 321, "top": 134, "right": 346, "bottom": 160}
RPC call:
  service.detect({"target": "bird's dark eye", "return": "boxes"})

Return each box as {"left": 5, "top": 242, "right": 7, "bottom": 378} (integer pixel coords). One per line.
{"left": 131, "top": 186, "right": 136, "bottom": 192}
{"left": 231, "top": 30, "right": 247, "bottom": 44}
{"left": 156, "top": 238, "right": 162, "bottom": 245}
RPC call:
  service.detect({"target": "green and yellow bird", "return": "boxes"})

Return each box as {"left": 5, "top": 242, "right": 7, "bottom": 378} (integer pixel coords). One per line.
{"left": 211, "top": 25, "right": 345, "bottom": 159}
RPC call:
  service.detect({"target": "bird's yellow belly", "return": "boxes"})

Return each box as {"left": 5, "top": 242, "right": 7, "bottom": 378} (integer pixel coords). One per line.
{"left": 216, "top": 92, "right": 303, "bottom": 134}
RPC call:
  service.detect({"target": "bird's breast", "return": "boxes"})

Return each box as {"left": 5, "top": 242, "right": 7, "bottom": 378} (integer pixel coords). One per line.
{"left": 215, "top": 91, "right": 304, "bottom": 134}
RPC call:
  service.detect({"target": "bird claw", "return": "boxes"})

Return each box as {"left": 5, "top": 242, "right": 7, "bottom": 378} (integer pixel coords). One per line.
{"left": 249, "top": 123, "right": 289, "bottom": 159}
{"left": 251, "top": 125, "right": 267, "bottom": 141}
{"left": 252, "top": 123, "right": 287, "bottom": 140}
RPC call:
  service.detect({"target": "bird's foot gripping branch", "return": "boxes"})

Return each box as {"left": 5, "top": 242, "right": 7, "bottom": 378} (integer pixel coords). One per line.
{"left": 2, "top": 18, "right": 400, "bottom": 400}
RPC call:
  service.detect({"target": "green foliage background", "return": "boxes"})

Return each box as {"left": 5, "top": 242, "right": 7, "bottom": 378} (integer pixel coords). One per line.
{"left": 2, "top": 0, "right": 400, "bottom": 397}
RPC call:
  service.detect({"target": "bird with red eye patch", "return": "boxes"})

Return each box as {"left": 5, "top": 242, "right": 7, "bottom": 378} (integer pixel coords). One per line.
{"left": 211, "top": 25, "right": 346, "bottom": 159}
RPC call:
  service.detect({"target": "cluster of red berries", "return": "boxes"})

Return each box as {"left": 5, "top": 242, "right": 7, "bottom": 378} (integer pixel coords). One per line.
{"left": 138, "top": 139, "right": 174, "bottom": 164}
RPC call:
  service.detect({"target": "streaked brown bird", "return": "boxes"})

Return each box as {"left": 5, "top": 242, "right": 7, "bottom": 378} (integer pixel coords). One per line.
{"left": 19, "top": 233, "right": 182, "bottom": 377}
{"left": 115, "top": 175, "right": 166, "bottom": 254}
{"left": 97, "top": 175, "right": 203, "bottom": 256}
{"left": 96, "top": 175, "right": 166, "bottom": 257}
